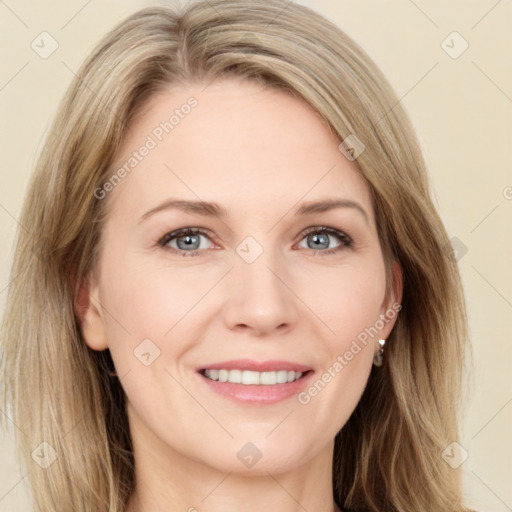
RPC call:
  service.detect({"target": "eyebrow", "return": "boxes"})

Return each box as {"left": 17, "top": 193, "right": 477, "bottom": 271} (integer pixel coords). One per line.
{"left": 139, "top": 198, "right": 369, "bottom": 224}
{"left": 295, "top": 199, "right": 369, "bottom": 224}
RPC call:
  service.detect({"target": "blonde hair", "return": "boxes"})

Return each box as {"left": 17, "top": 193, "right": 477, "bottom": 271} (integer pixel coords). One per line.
{"left": 1, "top": 1, "right": 472, "bottom": 510}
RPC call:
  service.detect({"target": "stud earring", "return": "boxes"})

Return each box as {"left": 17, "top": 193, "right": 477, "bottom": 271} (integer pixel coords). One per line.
{"left": 373, "top": 339, "right": 386, "bottom": 367}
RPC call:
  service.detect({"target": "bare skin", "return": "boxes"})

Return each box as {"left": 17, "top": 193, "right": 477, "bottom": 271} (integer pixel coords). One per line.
{"left": 77, "top": 78, "right": 402, "bottom": 512}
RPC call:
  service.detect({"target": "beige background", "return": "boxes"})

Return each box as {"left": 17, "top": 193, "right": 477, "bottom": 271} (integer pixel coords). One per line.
{"left": 1, "top": 1, "right": 511, "bottom": 510}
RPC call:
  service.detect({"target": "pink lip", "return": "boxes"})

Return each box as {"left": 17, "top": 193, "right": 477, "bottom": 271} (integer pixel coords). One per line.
{"left": 196, "top": 359, "right": 314, "bottom": 405}
{"left": 197, "top": 359, "right": 312, "bottom": 373}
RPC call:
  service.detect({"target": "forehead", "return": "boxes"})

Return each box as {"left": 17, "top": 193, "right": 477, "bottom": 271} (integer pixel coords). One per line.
{"left": 106, "top": 78, "right": 373, "bottom": 222}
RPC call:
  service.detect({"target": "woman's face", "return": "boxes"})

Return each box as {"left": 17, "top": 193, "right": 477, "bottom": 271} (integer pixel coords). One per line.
{"left": 80, "top": 78, "right": 400, "bottom": 476}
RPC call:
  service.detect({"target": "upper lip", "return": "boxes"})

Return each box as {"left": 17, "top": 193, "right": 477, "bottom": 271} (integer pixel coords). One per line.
{"left": 198, "top": 359, "right": 313, "bottom": 373}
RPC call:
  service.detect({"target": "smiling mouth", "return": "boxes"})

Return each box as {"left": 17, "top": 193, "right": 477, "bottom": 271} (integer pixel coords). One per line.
{"left": 199, "top": 368, "right": 312, "bottom": 385}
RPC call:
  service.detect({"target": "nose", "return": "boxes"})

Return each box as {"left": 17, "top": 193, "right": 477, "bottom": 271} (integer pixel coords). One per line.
{"left": 222, "top": 246, "right": 300, "bottom": 337}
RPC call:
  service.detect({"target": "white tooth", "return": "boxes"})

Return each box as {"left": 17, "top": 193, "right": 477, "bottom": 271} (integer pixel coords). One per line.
{"left": 228, "top": 369, "right": 242, "bottom": 383}
{"left": 276, "top": 370, "right": 288, "bottom": 384}
{"left": 205, "top": 369, "right": 306, "bottom": 384}
{"left": 242, "top": 370, "right": 260, "bottom": 385}
{"left": 260, "top": 371, "right": 277, "bottom": 385}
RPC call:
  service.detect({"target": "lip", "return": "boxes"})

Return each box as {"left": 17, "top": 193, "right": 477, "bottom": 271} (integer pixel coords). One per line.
{"left": 196, "top": 359, "right": 314, "bottom": 405}
{"left": 197, "top": 359, "right": 312, "bottom": 373}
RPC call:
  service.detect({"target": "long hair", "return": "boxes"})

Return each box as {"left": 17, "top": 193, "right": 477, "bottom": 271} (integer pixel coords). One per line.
{"left": 0, "top": 1, "right": 472, "bottom": 510}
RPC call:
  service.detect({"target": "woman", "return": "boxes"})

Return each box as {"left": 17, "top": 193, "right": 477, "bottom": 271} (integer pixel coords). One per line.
{"left": 0, "top": 0, "right": 472, "bottom": 511}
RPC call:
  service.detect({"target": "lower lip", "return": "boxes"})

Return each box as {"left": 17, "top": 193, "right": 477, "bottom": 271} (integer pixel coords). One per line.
{"left": 198, "top": 371, "right": 314, "bottom": 405}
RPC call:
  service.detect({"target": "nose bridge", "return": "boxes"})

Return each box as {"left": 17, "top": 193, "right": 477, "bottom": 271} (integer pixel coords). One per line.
{"left": 224, "top": 233, "right": 298, "bottom": 335}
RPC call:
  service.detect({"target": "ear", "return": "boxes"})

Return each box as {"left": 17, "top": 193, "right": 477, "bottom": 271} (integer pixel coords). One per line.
{"left": 74, "top": 272, "right": 109, "bottom": 351}
{"left": 378, "top": 260, "right": 403, "bottom": 339}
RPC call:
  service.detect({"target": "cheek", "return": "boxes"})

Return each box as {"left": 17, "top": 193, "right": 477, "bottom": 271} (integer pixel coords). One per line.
{"left": 294, "top": 265, "right": 384, "bottom": 435}
{"left": 99, "top": 258, "right": 211, "bottom": 338}
{"left": 304, "top": 259, "right": 386, "bottom": 350}
{"left": 96, "top": 258, "right": 207, "bottom": 381}
{"left": 99, "top": 245, "right": 386, "bottom": 365}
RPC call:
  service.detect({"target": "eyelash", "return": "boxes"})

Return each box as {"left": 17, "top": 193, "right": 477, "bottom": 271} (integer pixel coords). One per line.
{"left": 157, "top": 226, "right": 353, "bottom": 257}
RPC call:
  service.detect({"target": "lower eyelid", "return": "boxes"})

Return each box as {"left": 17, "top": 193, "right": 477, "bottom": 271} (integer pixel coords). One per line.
{"left": 158, "top": 227, "right": 353, "bottom": 254}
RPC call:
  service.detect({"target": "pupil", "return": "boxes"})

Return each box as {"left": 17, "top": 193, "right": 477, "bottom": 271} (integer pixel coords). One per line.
{"left": 175, "top": 232, "right": 331, "bottom": 252}
{"left": 310, "top": 233, "right": 328, "bottom": 250}
{"left": 178, "top": 234, "right": 199, "bottom": 250}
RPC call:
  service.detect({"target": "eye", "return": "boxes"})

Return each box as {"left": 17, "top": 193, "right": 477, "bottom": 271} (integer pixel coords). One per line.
{"left": 158, "top": 228, "right": 215, "bottom": 257}
{"left": 296, "top": 226, "right": 353, "bottom": 255}
{"left": 157, "top": 225, "right": 353, "bottom": 257}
